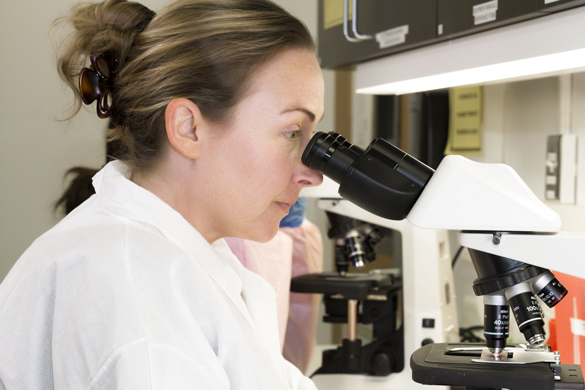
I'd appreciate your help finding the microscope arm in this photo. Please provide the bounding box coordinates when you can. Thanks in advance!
[460,231,585,280]
[406,154,560,233]
[404,154,584,278]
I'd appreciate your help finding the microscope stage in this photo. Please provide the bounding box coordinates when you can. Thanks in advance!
[290,271,401,301]
[411,343,584,390]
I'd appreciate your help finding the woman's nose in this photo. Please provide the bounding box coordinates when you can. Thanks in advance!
[296,163,323,188]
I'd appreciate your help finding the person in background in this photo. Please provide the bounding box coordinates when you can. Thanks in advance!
[54,124,124,215]
[226,198,323,374]
[0,0,324,388]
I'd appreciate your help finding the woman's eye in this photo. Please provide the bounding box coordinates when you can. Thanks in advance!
[284,130,301,140]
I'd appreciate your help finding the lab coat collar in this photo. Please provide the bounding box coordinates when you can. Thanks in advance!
[92,161,259,330]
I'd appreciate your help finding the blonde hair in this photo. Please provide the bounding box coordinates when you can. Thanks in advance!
[55,0,315,170]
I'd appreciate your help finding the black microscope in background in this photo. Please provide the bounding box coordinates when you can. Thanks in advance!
[291,211,404,377]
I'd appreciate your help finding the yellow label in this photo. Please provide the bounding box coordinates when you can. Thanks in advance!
[445,86,483,155]
[324,0,352,30]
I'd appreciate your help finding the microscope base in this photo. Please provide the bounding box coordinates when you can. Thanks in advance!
[311,327,404,376]
[411,343,584,390]
[312,371,445,390]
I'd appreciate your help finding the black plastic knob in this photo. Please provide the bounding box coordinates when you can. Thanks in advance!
[421,338,434,346]
[371,352,392,376]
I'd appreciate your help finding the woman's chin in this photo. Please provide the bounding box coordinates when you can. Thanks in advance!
[244,223,280,244]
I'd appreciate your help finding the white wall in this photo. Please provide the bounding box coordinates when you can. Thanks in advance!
[0,0,109,280]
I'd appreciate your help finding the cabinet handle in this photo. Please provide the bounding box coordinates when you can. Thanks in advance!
[343,0,374,42]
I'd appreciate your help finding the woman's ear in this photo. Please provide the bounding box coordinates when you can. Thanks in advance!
[165,98,204,159]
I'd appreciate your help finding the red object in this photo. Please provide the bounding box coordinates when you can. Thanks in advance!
[554,272,585,372]
[547,318,557,352]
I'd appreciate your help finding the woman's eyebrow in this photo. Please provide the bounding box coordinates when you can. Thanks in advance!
[281,106,324,123]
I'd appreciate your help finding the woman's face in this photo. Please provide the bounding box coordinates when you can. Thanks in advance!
[197,49,324,243]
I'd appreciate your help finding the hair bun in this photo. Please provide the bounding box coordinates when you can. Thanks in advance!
[77,9,156,127]
[135,10,156,35]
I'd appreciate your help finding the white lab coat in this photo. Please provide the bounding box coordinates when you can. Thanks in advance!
[0,161,317,390]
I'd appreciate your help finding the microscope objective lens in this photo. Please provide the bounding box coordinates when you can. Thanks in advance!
[535,275,568,308]
[508,292,546,344]
[484,304,509,352]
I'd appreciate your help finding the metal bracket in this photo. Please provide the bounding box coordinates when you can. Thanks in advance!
[343,0,374,42]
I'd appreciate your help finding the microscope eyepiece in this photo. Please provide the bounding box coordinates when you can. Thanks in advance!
[302,131,434,221]
[302,132,364,184]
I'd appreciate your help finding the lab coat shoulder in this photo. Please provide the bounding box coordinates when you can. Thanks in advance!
[88,338,229,390]
[0,200,231,389]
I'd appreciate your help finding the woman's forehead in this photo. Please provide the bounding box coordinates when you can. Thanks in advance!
[245,50,324,113]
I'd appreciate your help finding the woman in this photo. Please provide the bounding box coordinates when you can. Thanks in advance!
[0,0,323,388]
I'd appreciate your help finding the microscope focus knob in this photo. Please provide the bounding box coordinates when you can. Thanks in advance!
[370,350,394,376]
[421,338,434,346]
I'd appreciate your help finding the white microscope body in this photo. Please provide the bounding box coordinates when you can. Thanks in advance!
[300,133,584,389]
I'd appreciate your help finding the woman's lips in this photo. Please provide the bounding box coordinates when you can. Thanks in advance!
[276,202,291,212]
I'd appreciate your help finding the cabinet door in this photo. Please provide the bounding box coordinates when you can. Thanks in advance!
[537,0,585,12]
[437,0,466,37]
[437,0,539,39]
[318,0,437,69]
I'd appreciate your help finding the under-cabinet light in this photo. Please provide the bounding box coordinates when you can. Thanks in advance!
[355,6,585,95]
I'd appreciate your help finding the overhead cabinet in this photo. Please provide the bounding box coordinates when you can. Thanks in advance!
[318,0,585,69]
[437,0,539,39]
[318,0,437,69]
[538,0,585,12]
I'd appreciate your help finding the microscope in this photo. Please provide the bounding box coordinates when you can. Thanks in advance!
[295,131,585,390]
[291,212,405,378]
